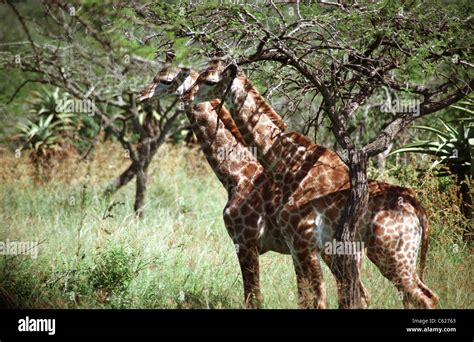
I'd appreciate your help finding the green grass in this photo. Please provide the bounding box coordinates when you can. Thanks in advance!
[0,144,472,309]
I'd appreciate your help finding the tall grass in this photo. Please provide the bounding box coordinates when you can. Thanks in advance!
[0,144,472,309]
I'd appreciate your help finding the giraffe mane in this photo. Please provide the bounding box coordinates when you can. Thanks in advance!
[209,99,247,147]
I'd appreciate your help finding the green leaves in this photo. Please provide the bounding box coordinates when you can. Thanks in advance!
[17,115,59,148]
[391,101,473,178]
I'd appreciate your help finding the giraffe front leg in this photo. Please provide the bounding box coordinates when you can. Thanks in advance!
[321,253,370,309]
[236,243,262,309]
[357,251,371,308]
[287,215,326,309]
[329,253,365,309]
[292,250,326,309]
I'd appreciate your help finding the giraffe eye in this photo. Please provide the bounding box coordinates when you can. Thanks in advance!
[204,80,218,86]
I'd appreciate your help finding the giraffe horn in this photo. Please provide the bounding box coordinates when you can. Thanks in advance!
[165,50,175,63]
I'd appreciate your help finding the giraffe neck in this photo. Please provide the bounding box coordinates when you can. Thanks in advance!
[227,72,286,160]
[184,99,258,191]
[227,72,348,197]
[227,72,313,176]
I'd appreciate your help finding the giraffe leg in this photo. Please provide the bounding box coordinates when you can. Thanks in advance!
[416,279,439,308]
[399,264,438,309]
[397,274,437,309]
[357,251,371,308]
[291,249,326,309]
[292,257,314,308]
[367,250,438,309]
[236,243,262,309]
[321,253,369,309]
[367,215,439,309]
[223,202,262,309]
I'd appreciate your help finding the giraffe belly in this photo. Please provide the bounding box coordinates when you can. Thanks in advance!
[312,213,334,252]
[313,212,369,256]
[258,220,291,255]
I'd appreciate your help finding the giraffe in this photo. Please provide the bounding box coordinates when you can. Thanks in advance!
[180,59,439,309]
[138,61,287,308]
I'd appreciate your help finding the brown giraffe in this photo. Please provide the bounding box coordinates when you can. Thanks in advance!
[139,61,287,308]
[181,59,439,309]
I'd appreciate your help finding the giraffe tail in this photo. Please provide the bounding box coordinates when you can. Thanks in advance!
[418,209,430,282]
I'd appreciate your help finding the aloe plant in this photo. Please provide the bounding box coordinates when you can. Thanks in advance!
[15,114,69,165]
[28,88,67,115]
[13,88,80,170]
[392,101,473,222]
[393,120,472,176]
[28,88,79,129]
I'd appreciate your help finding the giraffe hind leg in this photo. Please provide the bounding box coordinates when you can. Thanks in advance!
[399,276,436,309]
[357,251,371,308]
[416,277,439,308]
[367,250,438,309]
[235,243,262,309]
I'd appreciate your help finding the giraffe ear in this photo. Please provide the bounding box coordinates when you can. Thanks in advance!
[223,64,238,79]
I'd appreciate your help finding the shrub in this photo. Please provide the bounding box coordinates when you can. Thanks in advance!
[88,245,136,296]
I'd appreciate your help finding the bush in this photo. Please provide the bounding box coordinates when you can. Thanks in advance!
[88,245,136,296]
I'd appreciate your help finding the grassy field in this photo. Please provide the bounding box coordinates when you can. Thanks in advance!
[0,143,472,309]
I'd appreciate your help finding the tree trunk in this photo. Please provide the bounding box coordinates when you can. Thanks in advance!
[458,174,472,241]
[133,135,153,218]
[134,164,148,218]
[104,161,140,196]
[336,149,369,309]
[102,101,179,217]
[103,132,162,218]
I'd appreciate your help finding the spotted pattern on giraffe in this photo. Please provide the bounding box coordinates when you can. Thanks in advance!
[141,64,292,308]
[188,60,439,309]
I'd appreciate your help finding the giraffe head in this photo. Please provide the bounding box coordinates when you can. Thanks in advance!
[174,67,201,101]
[177,59,237,103]
[138,53,194,102]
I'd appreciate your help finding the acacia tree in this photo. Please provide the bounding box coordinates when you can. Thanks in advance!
[1,0,187,217]
[134,0,473,307]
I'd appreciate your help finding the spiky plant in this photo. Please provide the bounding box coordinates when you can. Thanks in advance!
[16,114,63,164]
[392,101,473,225]
[393,120,471,176]
[27,87,100,149]
[27,88,78,132]
[13,88,80,180]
